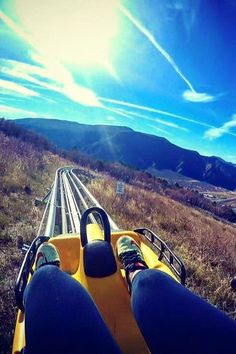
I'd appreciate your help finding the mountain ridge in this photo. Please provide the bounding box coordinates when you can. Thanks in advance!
[14,118,236,190]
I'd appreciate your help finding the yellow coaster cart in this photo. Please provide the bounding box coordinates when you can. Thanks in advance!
[13,207,186,354]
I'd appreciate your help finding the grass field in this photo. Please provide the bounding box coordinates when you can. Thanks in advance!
[0,133,72,354]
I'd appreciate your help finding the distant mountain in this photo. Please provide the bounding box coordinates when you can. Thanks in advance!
[15,118,236,190]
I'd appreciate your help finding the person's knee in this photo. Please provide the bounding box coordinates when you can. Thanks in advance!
[32,265,61,287]
[133,269,175,291]
[24,265,61,301]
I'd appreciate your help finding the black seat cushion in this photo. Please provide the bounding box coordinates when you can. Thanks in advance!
[83,240,117,277]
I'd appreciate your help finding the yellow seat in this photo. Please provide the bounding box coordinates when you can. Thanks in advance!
[49,234,80,274]
[73,227,149,354]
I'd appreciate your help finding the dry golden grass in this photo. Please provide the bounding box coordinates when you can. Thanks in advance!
[88,174,236,318]
[0,133,74,354]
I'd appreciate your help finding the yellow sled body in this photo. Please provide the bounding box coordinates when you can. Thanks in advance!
[13,210,185,354]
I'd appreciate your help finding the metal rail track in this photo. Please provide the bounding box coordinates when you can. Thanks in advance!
[16,168,186,310]
[39,167,118,237]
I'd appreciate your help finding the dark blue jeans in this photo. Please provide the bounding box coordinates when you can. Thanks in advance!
[24,267,236,354]
[24,266,121,354]
[132,270,236,354]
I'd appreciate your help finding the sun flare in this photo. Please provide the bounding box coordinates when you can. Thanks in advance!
[15,0,119,68]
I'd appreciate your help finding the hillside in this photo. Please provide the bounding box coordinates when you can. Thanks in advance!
[15,118,236,190]
[0,131,74,354]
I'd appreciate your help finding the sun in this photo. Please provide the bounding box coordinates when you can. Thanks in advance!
[15,0,120,68]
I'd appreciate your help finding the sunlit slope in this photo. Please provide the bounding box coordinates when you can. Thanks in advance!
[0,132,74,354]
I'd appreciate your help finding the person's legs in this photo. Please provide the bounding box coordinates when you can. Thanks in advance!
[116,236,236,354]
[131,269,236,354]
[24,249,121,354]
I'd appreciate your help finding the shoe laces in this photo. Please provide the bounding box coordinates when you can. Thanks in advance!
[120,250,147,273]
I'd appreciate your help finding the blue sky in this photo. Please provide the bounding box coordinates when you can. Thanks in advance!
[0,0,236,162]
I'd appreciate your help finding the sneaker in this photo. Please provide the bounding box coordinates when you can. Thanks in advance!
[35,243,60,270]
[116,236,148,291]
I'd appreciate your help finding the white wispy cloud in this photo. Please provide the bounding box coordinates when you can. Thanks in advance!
[170,1,201,37]
[0,104,38,117]
[0,78,39,97]
[106,116,116,121]
[0,59,59,98]
[119,5,215,103]
[106,115,121,125]
[0,95,25,102]
[183,90,216,103]
[0,55,101,107]
[0,9,33,46]
[117,108,188,132]
[31,52,102,109]
[0,10,101,108]
[204,115,236,140]
[0,59,52,82]
[148,124,172,136]
[99,97,215,129]
[103,106,135,119]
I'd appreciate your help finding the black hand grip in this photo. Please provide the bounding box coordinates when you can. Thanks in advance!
[80,207,111,247]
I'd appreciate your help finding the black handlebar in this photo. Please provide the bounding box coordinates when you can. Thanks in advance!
[80,207,111,247]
